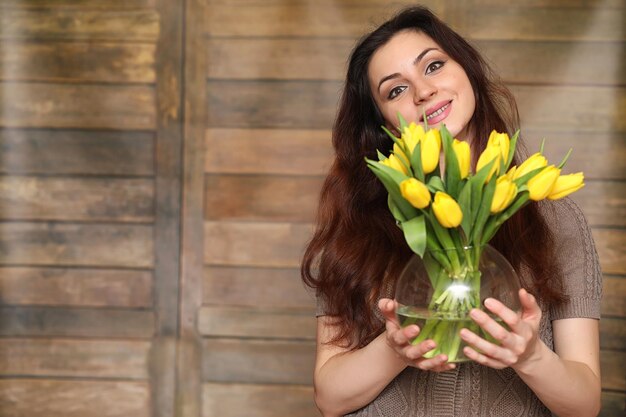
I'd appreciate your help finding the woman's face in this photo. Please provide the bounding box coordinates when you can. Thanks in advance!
[368,30,476,141]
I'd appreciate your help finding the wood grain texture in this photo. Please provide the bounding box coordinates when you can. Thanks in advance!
[602,276,625,317]
[592,229,626,275]
[207,80,339,129]
[0,82,156,130]
[202,339,314,384]
[207,38,351,81]
[204,221,312,268]
[0,9,159,41]
[0,222,154,268]
[202,382,316,417]
[205,128,332,176]
[0,41,156,83]
[203,266,314,308]
[600,391,626,417]
[0,266,152,308]
[463,7,625,41]
[570,181,626,227]
[0,306,154,338]
[0,379,151,417]
[1,0,156,8]
[205,3,442,37]
[471,0,624,8]
[197,306,315,340]
[0,176,154,222]
[207,81,625,131]
[601,350,625,391]
[0,338,150,378]
[600,318,626,351]
[475,40,625,86]
[204,174,321,222]
[0,129,155,176]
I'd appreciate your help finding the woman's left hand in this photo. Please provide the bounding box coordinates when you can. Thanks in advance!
[460,288,543,370]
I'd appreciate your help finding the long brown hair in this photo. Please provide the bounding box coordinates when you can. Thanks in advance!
[301,6,563,349]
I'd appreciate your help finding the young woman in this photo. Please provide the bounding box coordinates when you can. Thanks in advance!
[301,6,602,417]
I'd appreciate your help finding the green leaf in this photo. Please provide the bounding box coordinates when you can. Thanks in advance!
[504,130,519,172]
[401,215,427,257]
[397,112,409,132]
[388,195,406,223]
[366,159,418,219]
[381,125,404,148]
[376,150,387,161]
[513,166,545,187]
[410,142,425,182]
[480,191,530,245]
[457,180,473,238]
[557,148,573,169]
[440,125,461,198]
[470,175,497,245]
[427,175,446,193]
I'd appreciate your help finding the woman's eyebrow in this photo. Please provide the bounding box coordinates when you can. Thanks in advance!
[377,47,441,92]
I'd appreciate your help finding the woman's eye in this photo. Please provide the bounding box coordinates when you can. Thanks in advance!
[388,86,407,99]
[425,61,444,74]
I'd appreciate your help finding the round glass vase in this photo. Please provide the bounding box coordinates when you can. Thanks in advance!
[395,245,521,363]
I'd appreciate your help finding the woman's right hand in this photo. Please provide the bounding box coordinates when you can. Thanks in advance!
[379,298,456,372]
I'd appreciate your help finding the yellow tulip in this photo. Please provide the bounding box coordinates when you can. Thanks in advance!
[487,130,510,163]
[452,139,470,179]
[421,129,442,174]
[514,153,547,179]
[381,154,408,175]
[400,178,431,209]
[490,175,518,213]
[476,145,501,182]
[527,165,561,201]
[547,172,585,200]
[402,122,425,155]
[432,191,463,228]
[505,165,517,181]
[393,142,409,167]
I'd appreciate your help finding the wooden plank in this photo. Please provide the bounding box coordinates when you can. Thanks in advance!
[602,276,625,317]
[203,266,315,309]
[511,85,625,133]
[464,7,624,41]
[0,266,152,308]
[601,350,625,391]
[205,3,444,37]
[0,176,154,222]
[600,318,626,351]
[202,383,317,417]
[0,306,154,338]
[600,391,626,417]
[0,379,150,417]
[0,9,159,41]
[523,132,625,181]
[207,38,352,81]
[0,338,150,379]
[593,228,626,275]
[204,221,312,268]
[205,129,332,176]
[470,0,624,9]
[207,80,339,129]
[0,82,156,130]
[0,129,155,176]
[197,306,315,340]
[202,339,314,384]
[0,222,154,268]
[207,82,625,131]
[0,41,156,83]
[475,40,625,86]
[1,0,156,8]
[570,181,626,228]
[204,174,321,222]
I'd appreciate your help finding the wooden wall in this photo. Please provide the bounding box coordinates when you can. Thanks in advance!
[0,0,623,416]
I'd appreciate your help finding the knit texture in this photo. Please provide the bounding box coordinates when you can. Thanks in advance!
[316,198,602,416]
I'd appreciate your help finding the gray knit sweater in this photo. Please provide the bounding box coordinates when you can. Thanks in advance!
[316,198,602,416]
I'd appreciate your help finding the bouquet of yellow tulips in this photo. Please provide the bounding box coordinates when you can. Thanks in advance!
[365,114,584,361]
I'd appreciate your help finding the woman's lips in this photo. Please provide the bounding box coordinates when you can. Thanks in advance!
[421,100,452,125]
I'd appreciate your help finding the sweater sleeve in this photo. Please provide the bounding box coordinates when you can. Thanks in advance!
[547,198,603,320]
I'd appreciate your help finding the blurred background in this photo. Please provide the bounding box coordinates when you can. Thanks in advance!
[0,0,623,416]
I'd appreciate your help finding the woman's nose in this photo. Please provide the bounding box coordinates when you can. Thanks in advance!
[413,81,437,104]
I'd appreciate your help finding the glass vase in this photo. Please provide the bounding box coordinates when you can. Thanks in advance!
[395,245,521,363]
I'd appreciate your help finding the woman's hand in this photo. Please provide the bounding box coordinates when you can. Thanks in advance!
[378,298,456,372]
[460,288,543,370]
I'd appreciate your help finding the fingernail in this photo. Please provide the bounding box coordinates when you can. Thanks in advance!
[470,309,480,319]
[484,298,495,308]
